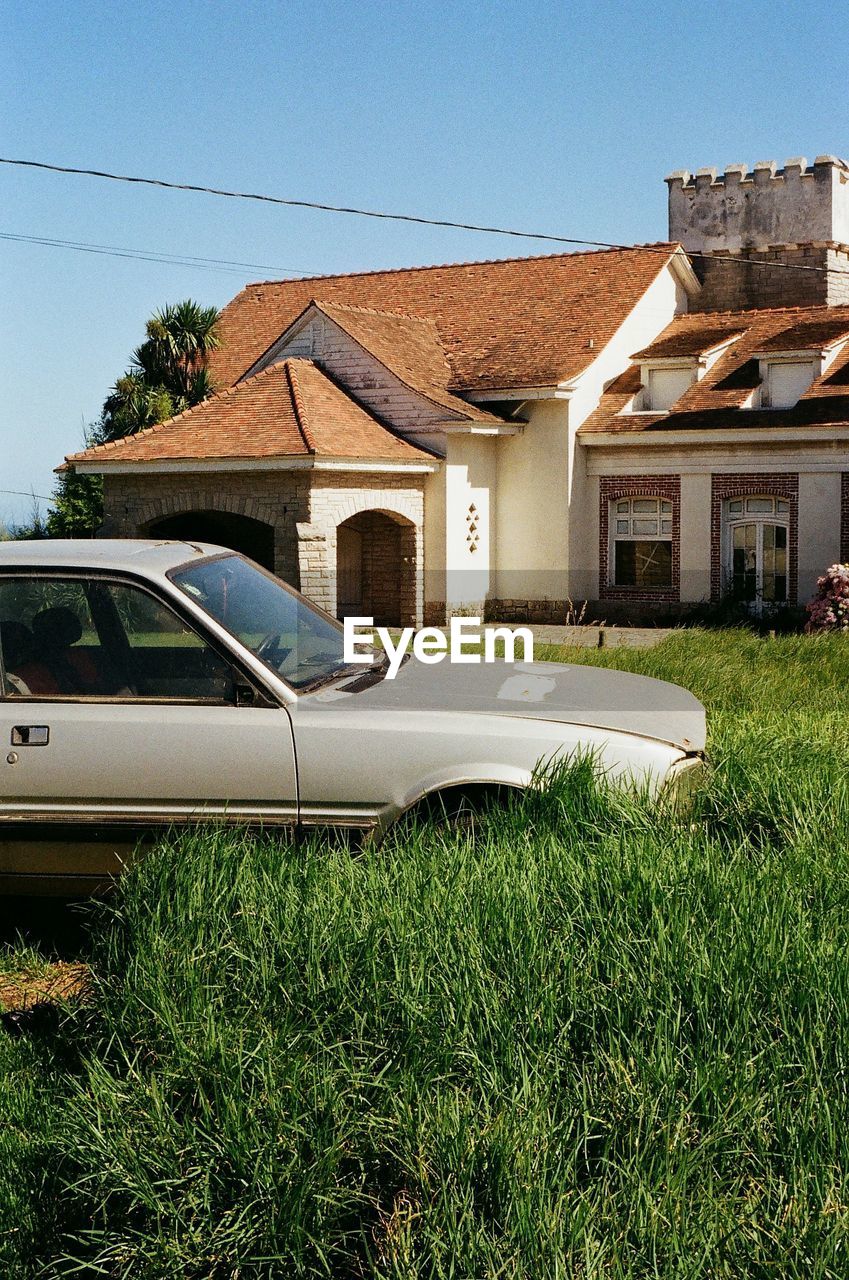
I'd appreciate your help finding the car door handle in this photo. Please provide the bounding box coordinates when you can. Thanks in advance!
[11,726,50,746]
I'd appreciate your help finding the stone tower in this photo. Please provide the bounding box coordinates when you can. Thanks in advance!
[666,156,849,311]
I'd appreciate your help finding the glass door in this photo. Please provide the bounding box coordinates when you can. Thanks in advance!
[729,517,788,611]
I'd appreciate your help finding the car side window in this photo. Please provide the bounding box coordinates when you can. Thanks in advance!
[0,576,238,703]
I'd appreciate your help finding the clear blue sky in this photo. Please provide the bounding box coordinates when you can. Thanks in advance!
[3,0,848,526]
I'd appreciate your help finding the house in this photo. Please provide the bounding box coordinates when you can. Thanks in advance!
[68,155,849,623]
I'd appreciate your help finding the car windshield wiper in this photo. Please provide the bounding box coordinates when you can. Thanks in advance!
[332,650,413,691]
[296,660,362,693]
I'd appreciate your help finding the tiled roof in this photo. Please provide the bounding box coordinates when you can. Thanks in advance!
[67,360,435,466]
[210,245,684,391]
[282,300,508,424]
[631,323,745,361]
[753,317,849,352]
[580,304,849,435]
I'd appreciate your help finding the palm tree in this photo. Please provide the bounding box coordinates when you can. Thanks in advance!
[49,299,222,536]
[98,299,221,442]
[133,300,221,403]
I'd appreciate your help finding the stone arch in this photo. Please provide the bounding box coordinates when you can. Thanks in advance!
[143,508,276,570]
[335,508,417,627]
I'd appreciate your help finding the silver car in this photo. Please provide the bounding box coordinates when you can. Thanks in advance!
[0,540,706,893]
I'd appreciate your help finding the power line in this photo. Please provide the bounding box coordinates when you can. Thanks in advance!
[0,155,841,279]
[0,230,317,278]
[0,489,52,502]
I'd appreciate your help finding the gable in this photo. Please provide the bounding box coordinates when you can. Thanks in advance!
[254,301,515,443]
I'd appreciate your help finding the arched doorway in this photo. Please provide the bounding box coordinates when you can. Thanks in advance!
[146,510,275,571]
[336,510,416,627]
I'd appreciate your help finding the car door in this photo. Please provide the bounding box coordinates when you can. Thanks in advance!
[0,571,297,889]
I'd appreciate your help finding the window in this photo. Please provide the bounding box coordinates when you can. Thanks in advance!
[725,497,790,608]
[0,576,237,700]
[611,497,673,588]
[761,360,816,408]
[644,366,696,411]
[170,553,360,691]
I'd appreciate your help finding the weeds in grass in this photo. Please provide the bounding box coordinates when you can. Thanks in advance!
[1,631,849,1277]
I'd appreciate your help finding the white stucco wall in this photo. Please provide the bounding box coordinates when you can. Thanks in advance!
[443,434,497,609]
[679,473,712,602]
[494,399,570,602]
[448,258,692,606]
[563,260,691,600]
[798,472,843,599]
[565,463,600,603]
[423,465,447,609]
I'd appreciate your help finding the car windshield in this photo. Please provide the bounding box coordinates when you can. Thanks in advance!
[170,554,367,691]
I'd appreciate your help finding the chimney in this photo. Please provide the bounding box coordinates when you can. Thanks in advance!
[665,156,849,311]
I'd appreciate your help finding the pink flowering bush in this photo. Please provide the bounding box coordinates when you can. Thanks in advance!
[806,562,849,631]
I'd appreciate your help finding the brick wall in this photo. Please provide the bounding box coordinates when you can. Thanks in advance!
[710,474,799,602]
[842,474,849,563]
[340,510,417,626]
[598,476,681,602]
[693,245,849,312]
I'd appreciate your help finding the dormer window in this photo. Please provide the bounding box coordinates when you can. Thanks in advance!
[625,327,744,415]
[751,325,849,409]
[759,358,818,409]
[644,365,696,411]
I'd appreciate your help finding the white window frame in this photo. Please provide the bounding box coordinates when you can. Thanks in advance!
[723,496,791,612]
[609,496,674,589]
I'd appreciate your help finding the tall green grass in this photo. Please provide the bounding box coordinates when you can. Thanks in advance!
[3,630,849,1277]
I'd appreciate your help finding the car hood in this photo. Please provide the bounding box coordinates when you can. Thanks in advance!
[336,659,706,752]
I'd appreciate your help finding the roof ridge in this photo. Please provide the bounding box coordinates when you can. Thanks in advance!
[313,297,440,327]
[239,242,681,290]
[671,302,849,322]
[284,360,316,453]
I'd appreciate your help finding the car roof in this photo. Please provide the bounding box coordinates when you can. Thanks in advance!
[0,538,229,576]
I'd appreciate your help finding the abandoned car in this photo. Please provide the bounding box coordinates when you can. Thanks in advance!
[0,540,706,891]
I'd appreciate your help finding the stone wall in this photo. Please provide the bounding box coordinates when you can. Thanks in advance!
[667,158,849,253]
[101,471,310,584]
[304,472,425,623]
[101,468,426,625]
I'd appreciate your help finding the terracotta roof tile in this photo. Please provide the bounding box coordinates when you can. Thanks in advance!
[284,300,507,424]
[753,317,849,352]
[67,360,435,466]
[210,245,683,392]
[631,323,745,360]
[581,304,849,435]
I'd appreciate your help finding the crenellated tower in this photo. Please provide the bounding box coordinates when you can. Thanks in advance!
[666,156,849,311]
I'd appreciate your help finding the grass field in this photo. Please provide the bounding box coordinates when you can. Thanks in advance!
[2,630,849,1278]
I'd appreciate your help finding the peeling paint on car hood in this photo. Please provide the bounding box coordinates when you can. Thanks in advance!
[343,660,706,752]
